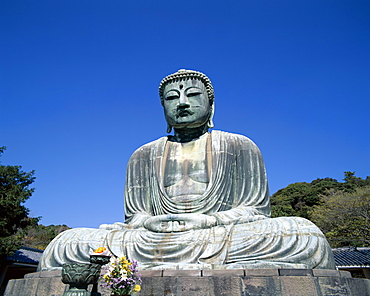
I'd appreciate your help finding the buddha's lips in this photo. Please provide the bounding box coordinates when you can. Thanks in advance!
[176,109,194,117]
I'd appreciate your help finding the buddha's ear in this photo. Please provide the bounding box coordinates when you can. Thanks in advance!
[207,103,215,129]
[166,124,172,133]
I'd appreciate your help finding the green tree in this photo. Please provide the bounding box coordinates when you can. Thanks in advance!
[310,186,370,247]
[271,172,370,247]
[22,224,70,250]
[271,182,313,218]
[270,178,343,219]
[0,147,39,261]
[270,172,369,220]
[343,171,370,190]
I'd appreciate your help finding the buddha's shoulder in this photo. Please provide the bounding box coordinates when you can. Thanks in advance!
[129,136,168,157]
[212,130,259,148]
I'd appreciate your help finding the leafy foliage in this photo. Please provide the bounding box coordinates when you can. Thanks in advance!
[0,147,39,259]
[270,171,370,247]
[271,173,370,220]
[22,224,71,250]
[342,171,370,190]
[310,186,370,247]
[271,179,340,219]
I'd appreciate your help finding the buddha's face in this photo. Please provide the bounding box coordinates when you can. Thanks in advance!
[163,79,211,129]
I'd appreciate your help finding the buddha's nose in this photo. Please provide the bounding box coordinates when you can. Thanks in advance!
[178,92,190,108]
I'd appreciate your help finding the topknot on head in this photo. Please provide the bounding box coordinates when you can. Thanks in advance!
[159,69,214,105]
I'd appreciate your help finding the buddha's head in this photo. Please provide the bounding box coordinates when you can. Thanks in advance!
[159,69,214,133]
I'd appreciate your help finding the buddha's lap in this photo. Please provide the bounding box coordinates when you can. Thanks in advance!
[44,216,326,257]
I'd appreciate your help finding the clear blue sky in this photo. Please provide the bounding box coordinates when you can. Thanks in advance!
[1,0,369,228]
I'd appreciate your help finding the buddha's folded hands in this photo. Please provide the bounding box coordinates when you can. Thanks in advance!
[143,213,217,232]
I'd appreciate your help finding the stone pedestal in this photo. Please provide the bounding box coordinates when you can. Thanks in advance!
[4,269,370,296]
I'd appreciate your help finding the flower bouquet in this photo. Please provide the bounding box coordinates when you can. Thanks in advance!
[101,255,141,296]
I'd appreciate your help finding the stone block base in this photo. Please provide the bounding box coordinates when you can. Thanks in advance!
[4,269,370,296]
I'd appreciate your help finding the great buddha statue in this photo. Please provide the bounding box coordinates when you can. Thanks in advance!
[39,70,336,270]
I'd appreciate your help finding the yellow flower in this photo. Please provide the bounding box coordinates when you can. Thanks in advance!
[103,274,110,280]
[94,247,107,253]
[133,285,141,292]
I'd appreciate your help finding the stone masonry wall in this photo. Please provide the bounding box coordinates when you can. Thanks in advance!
[4,268,370,296]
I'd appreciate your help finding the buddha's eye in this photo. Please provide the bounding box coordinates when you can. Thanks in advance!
[187,91,202,98]
[165,95,178,100]
[165,91,179,100]
[186,88,202,97]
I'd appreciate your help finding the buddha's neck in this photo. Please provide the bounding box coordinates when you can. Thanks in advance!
[173,125,209,143]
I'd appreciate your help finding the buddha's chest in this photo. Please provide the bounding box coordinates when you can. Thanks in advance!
[163,136,210,188]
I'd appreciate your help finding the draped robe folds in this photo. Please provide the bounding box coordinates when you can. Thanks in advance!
[38,131,336,270]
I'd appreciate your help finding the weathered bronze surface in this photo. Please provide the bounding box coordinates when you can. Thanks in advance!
[62,263,101,296]
[39,70,336,271]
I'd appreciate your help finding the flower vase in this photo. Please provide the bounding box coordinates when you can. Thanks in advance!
[62,263,101,296]
[90,254,111,265]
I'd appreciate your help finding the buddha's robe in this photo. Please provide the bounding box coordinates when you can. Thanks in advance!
[38,131,336,270]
